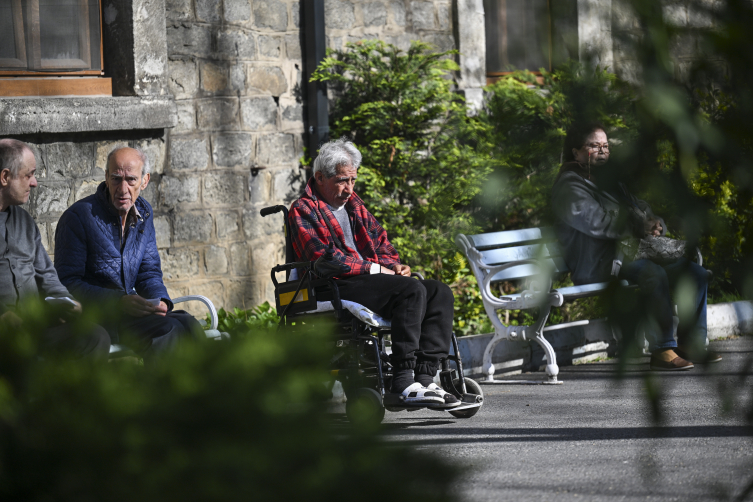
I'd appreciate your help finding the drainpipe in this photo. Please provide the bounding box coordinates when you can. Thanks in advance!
[303,0,329,164]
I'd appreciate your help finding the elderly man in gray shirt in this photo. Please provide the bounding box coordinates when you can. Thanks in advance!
[0,139,109,359]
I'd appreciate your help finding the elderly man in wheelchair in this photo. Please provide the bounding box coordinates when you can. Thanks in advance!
[261,138,484,421]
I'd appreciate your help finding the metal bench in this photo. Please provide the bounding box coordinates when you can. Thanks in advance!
[456,227,631,384]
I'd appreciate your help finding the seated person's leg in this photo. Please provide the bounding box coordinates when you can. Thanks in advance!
[336,275,434,396]
[412,280,454,386]
[166,310,205,339]
[118,313,195,356]
[40,322,110,360]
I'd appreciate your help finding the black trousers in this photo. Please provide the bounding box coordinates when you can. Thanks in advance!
[335,274,454,375]
[40,321,111,360]
[116,310,202,356]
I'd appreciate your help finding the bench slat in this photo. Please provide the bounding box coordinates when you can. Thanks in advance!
[501,280,630,302]
[479,242,562,266]
[468,227,556,250]
[488,258,569,283]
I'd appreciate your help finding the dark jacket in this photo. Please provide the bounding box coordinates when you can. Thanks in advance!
[289,177,401,278]
[54,182,171,310]
[551,163,663,285]
[0,206,70,314]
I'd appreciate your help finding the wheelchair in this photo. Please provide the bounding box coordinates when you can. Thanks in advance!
[260,205,484,425]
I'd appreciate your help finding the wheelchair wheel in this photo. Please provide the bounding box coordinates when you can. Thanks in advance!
[449,378,483,419]
[345,387,385,426]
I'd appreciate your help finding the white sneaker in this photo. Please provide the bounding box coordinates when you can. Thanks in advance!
[426,383,461,407]
[400,382,444,405]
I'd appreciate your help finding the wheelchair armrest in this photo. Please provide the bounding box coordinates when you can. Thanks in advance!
[411,272,425,280]
[172,295,218,330]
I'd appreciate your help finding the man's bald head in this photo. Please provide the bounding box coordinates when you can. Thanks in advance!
[106,147,151,177]
[0,139,33,178]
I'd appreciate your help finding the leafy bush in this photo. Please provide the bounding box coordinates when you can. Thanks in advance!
[209,301,280,337]
[0,299,459,501]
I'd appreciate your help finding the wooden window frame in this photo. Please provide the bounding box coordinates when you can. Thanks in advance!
[0,0,104,77]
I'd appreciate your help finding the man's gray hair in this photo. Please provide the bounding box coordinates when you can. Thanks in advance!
[0,138,32,177]
[312,138,362,178]
[106,146,151,176]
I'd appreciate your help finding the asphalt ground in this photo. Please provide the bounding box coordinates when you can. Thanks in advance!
[338,336,753,501]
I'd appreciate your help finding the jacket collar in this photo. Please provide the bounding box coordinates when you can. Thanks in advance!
[302,176,365,211]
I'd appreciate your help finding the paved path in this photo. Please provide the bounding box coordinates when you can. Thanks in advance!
[380,337,753,502]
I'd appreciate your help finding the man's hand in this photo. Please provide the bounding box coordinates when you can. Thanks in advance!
[392,264,411,277]
[155,301,168,317]
[68,299,83,315]
[119,295,158,318]
[0,311,23,328]
[644,219,663,237]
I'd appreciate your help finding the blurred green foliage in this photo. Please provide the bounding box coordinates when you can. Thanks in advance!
[0,299,459,501]
[209,301,279,337]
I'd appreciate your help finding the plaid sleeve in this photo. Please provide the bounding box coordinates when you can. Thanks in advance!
[289,200,373,277]
[364,213,401,268]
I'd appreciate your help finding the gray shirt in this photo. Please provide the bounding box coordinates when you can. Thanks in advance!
[327,203,364,260]
[0,206,70,313]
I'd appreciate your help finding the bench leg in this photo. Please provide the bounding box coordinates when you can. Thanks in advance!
[530,307,561,384]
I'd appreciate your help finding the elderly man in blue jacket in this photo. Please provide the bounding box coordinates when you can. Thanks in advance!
[55,147,200,356]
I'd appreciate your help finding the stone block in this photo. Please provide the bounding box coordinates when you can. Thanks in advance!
[174,101,196,133]
[246,66,288,96]
[272,168,305,203]
[195,0,221,22]
[281,101,303,128]
[250,240,284,277]
[135,138,167,176]
[95,141,129,174]
[170,137,209,171]
[24,143,45,178]
[140,181,160,209]
[411,1,435,30]
[224,0,250,22]
[173,212,213,243]
[160,175,199,207]
[167,24,211,58]
[188,281,225,315]
[168,59,199,99]
[165,0,193,21]
[212,133,254,167]
[292,2,300,28]
[248,170,271,204]
[216,211,240,239]
[243,206,279,240]
[75,180,100,201]
[30,184,71,218]
[285,34,301,60]
[325,0,356,29]
[259,35,282,59]
[217,28,257,59]
[197,98,240,130]
[44,143,94,178]
[153,216,172,248]
[390,1,406,26]
[230,242,250,275]
[160,248,200,280]
[240,96,278,130]
[230,64,246,92]
[204,172,247,205]
[200,62,229,93]
[364,2,387,26]
[205,245,229,275]
[256,133,297,165]
[38,223,50,254]
[437,2,450,30]
[253,0,288,30]
[226,278,262,311]
[663,3,687,26]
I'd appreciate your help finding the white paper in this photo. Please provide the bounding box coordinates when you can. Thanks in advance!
[146,298,161,307]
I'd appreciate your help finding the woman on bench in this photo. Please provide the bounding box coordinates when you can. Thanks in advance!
[551,122,721,371]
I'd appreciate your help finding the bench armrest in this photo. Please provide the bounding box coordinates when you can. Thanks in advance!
[480,260,555,309]
[172,295,219,330]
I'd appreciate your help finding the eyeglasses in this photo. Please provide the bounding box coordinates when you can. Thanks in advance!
[584,143,609,152]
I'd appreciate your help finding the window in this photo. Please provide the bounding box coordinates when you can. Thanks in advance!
[0,0,110,96]
[484,0,552,78]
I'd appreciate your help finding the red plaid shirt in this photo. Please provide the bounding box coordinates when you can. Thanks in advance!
[289,178,401,277]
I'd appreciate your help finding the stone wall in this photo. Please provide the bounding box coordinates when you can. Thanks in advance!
[160,0,307,315]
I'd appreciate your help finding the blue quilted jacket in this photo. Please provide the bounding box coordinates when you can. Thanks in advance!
[54,182,172,312]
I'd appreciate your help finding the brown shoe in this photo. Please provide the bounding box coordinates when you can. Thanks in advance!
[649,351,694,371]
[676,348,723,364]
